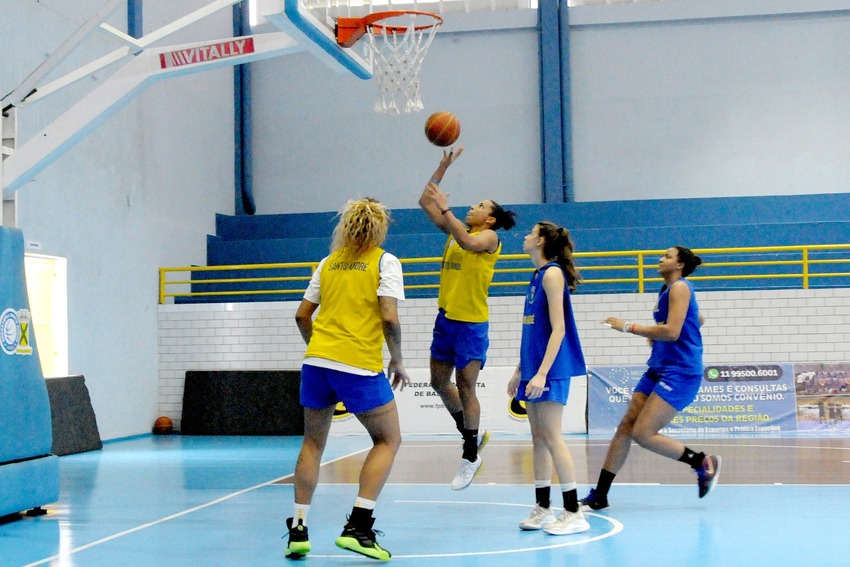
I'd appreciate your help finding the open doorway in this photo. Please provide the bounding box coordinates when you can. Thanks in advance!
[24,254,68,378]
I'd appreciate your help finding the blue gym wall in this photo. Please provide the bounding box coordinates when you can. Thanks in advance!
[248,4,850,214]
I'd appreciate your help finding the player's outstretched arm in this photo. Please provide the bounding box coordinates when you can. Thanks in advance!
[419,148,463,232]
[602,280,692,341]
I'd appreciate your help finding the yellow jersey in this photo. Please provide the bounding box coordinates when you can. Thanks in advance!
[437,233,501,323]
[306,247,386,372]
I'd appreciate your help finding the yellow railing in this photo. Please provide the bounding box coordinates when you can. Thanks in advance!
[159,244,850,304]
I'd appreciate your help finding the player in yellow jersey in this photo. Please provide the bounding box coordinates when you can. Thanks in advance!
[286,198,409,562]
[419,148,517,490]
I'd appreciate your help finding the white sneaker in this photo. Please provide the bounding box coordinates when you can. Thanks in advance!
[450,456,483,490]
[519,504,556,530]
[543,508,590,536]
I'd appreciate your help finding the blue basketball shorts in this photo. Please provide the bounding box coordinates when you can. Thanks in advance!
[634,368,702,411]
[515,377,570,406]
[429,310,489,370]
[300,363,394,414]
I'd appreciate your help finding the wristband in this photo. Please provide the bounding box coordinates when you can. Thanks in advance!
[621,322,631,333]
[430,177,440,186]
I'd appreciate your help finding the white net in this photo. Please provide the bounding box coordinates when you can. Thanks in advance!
[362,13,441,114]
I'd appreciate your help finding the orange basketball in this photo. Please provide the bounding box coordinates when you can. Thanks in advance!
[153,416,173,435]
[424,111,460,147]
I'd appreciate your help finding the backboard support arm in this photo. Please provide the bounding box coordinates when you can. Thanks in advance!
[0,0,363,201]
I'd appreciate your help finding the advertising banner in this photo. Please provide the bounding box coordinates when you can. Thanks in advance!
[331,366,587,436]
[588,363,797,435]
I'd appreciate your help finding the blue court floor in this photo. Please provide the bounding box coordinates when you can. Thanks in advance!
[2,433,849,566]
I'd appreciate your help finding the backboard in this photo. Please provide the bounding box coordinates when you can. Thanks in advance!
[251,0,539,80]
[251,0,373,79]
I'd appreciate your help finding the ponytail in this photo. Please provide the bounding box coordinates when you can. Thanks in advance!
[536,221,581,291]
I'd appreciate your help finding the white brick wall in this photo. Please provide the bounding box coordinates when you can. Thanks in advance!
[158,288,850,427]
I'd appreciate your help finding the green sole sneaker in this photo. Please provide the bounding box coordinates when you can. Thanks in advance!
[478,429,490,452]
[285,517,310,559]
[285,540,311,560]
[335,535,391,561]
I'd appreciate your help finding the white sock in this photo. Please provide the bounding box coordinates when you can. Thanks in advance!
[354,496,377,510]
[294,503,310,525]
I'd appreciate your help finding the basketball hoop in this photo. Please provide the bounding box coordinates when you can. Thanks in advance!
[337,11,443,114]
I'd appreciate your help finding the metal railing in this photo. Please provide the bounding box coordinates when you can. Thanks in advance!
[159,244,850,304]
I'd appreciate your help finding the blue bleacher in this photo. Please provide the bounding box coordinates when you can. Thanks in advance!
[188,193,850,301]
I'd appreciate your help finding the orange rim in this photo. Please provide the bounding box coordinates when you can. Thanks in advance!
[363,10,443,35]
[336,10,442,48]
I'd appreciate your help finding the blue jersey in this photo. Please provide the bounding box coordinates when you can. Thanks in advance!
[520,263,586,381]
[647,279,703,375]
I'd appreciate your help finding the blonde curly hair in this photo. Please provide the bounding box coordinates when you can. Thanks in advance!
[331,197,391,258]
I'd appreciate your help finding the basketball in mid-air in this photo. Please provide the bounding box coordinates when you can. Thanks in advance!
[424,111,460,147]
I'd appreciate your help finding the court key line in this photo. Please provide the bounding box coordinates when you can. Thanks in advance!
[22,447,372,567]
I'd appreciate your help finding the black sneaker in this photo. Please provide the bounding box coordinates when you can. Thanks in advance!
[697,454,721,498]
[579,488,610,511]
[335,517,391,561]
[285,517,310,559]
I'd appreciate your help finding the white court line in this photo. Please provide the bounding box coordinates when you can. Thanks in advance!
[399,442,613,448]
[24,485,275,567]
[408,441,850,451]
[25,439,847,565]
[304,499,623,559]
[22,447,372,567]
[714,443,850,451]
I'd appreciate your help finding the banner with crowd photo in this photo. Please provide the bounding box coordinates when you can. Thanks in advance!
[588,363,798,435]
[330,366,587,436]
[793,362,850,432]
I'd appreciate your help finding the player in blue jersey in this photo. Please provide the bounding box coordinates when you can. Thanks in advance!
[507,221,590,535]
[580,246,720,511]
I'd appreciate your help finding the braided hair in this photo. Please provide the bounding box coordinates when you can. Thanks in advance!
[331,197,391,259]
